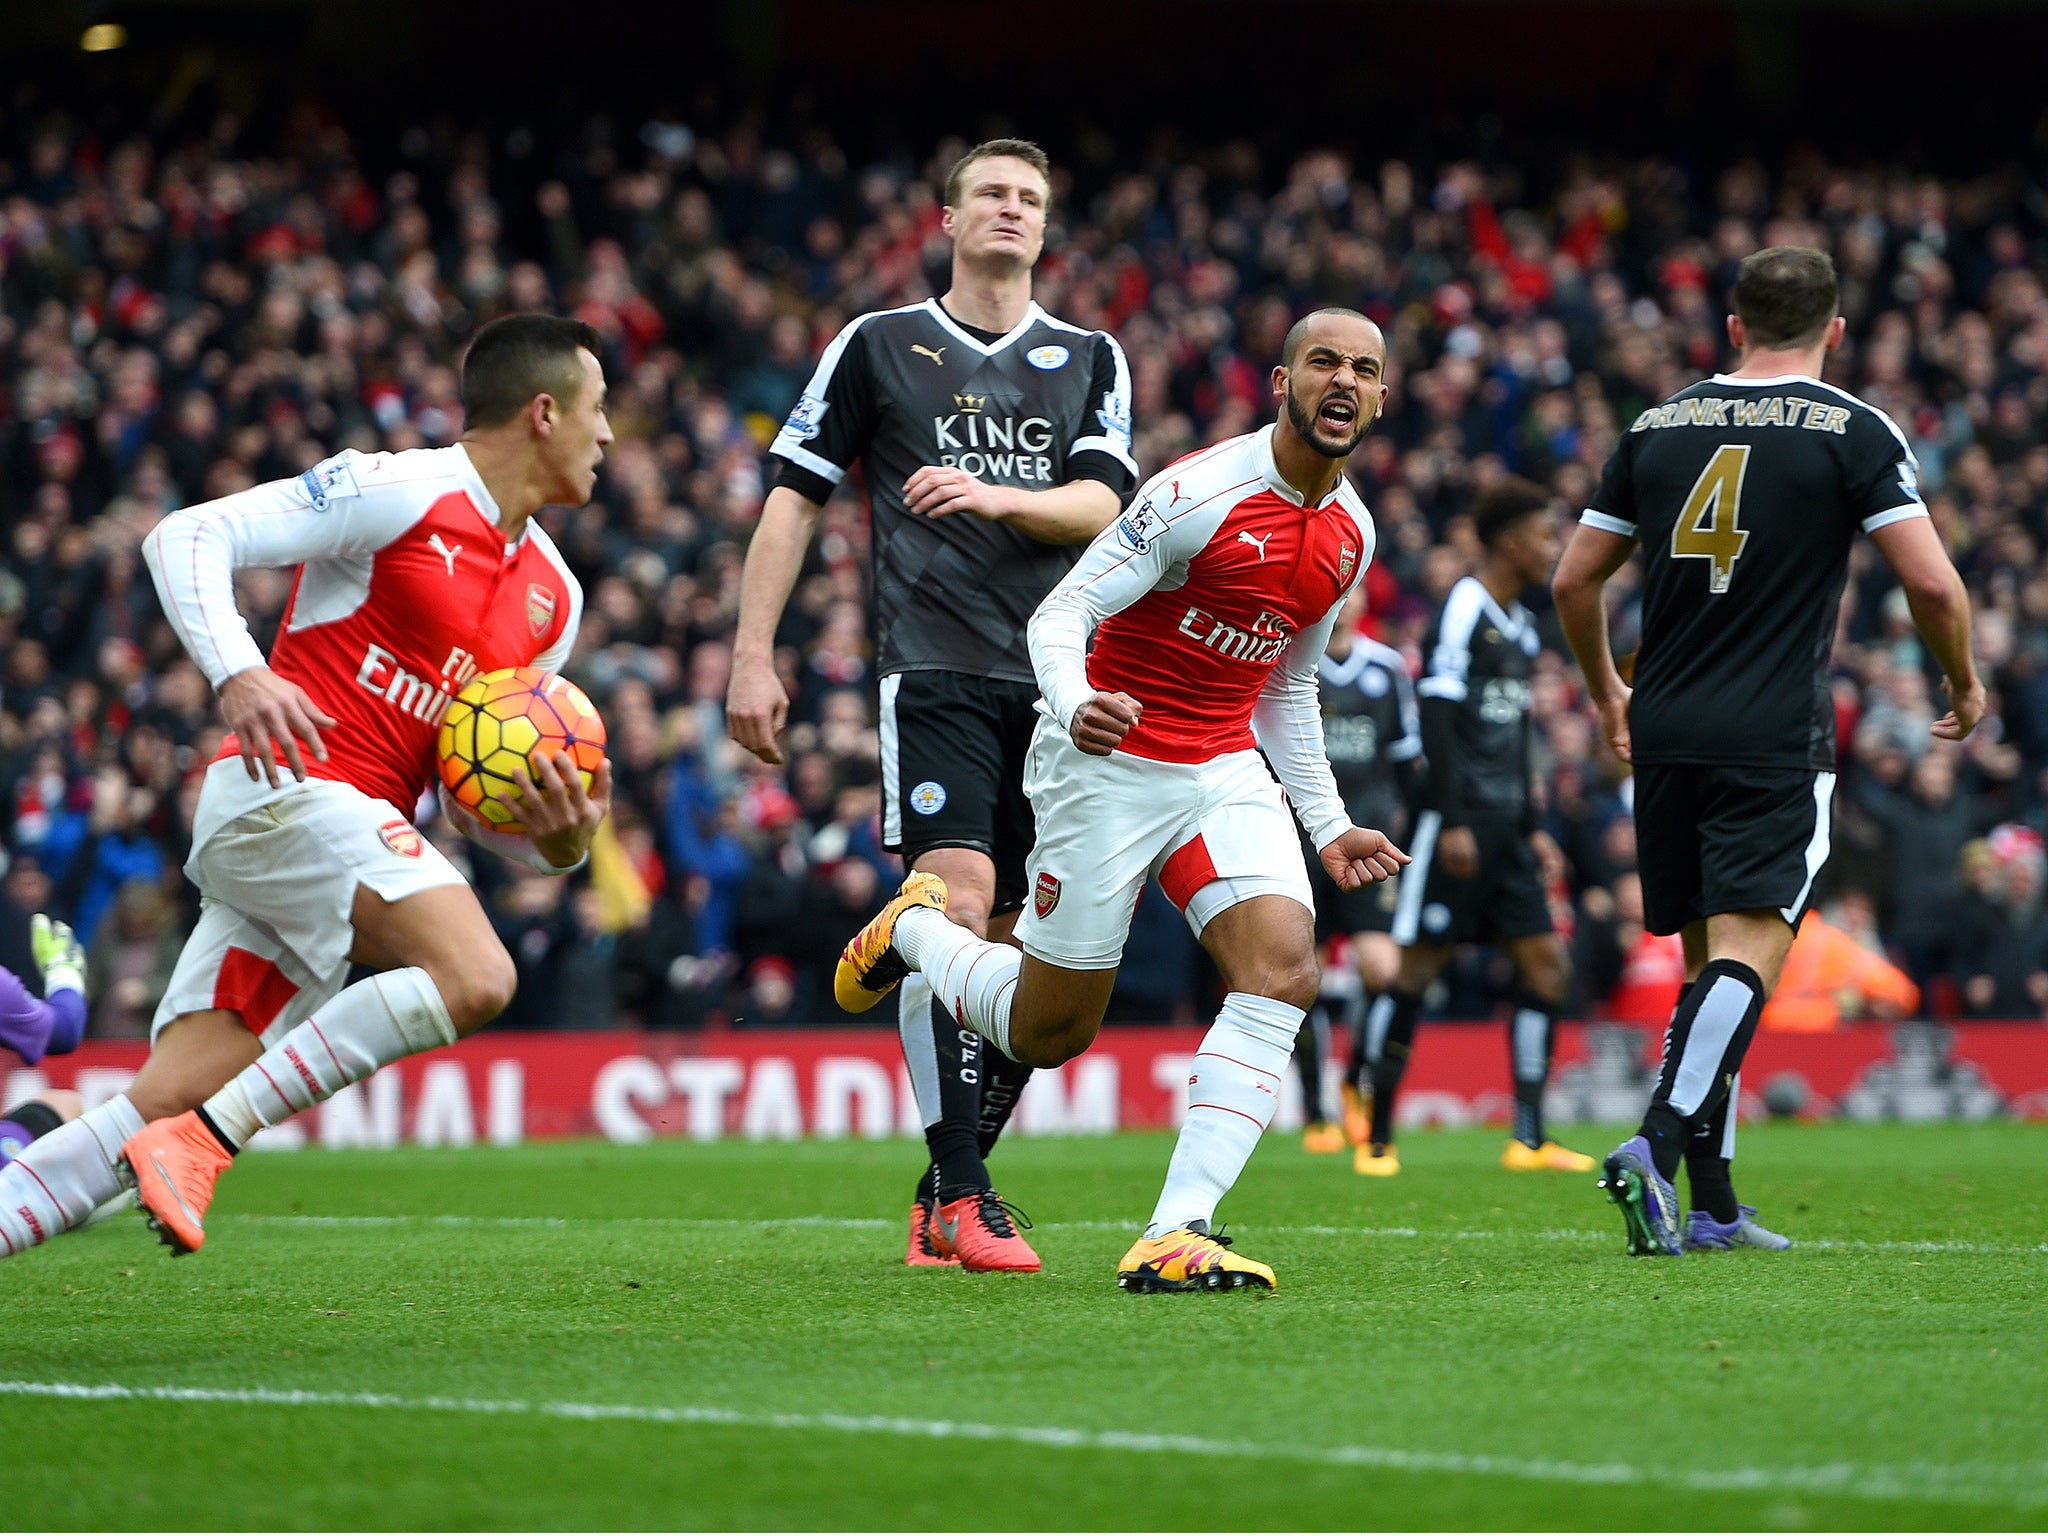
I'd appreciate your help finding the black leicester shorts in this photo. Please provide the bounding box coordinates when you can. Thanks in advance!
[1633,763,1836,937]
[1302,831,1399,940]
[1391,809,1553,948]
[879,669,1040,915]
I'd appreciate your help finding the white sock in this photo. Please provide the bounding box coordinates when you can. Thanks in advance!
[896,907,1020,1057]
[0,1094,143,1257]
[1146,992,1304,1237]
[211,967,456,1139]
[897,973,942,1129]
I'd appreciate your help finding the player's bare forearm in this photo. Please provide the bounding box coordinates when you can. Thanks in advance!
[1551,525,1636,705]
[999,479,1121,544]
[904,466,1118,545]
[729,486,821,764]
[1870,515,1985,737]
[733,487,822,665]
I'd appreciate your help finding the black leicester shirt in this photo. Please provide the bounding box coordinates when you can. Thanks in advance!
[768,297,1136,683]
[1584,373,1929,770]
[1318,636,1423,840]
[1416,575,1540,825]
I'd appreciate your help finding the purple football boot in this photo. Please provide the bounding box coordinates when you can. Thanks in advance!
[1599,1135,1683,1256]
[1684,1205,1791,1251]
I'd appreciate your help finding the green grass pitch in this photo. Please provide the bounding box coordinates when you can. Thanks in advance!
[4,1123,2044,1529]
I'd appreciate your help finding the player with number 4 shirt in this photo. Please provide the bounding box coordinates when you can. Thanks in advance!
[1554,246,1984,1257]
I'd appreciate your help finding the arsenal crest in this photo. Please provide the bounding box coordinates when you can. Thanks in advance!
[1337,543,1359,584]
[1033,871,1061,920]
[527,583,556,637]
[378,820,424,858]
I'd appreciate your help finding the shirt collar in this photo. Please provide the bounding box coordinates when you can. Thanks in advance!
[451,443,510,539]
[1254,423,1348,509]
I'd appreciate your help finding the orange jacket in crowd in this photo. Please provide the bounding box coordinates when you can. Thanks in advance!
[1760,916,1920,1032]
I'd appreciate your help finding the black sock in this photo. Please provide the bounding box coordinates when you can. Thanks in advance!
[1639,960,1763,1184]
[1366,988,1423,1148]
[1345,993,1377,1094]
[1686,1092,1741,1222]
[1,1099,65,1143]
[922,997,994,1203]
[974,1044,1033,1161]
[1295,1004,1333,1123]
[914,1163,939,1206]
[194,1104,241,1156]
[1508,991,1557,1149]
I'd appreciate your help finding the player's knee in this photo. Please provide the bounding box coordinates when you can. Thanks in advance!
[432,947,518,1035]
[1242,955,1320,1014]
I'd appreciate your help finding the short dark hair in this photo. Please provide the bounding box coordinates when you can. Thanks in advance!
[460,313,601,430]
[944,138,1052,209]
[1732,246,1839,349]
[1282,307,1372,367]
[1472,475,1552,547]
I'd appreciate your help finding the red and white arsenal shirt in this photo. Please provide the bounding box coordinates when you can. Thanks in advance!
[1028,424,1375,850]
[143,445,584,823]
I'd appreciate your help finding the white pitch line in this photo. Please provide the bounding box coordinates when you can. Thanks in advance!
[228,1214,2048,1255]
[2,1379,2041,1507]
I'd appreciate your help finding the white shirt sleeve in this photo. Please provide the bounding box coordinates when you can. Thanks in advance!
[141,451,431,689]
[1027,494,1189,731]
[1252,599,1352,850]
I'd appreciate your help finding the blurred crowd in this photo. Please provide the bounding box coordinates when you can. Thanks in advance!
[5,108,2048,1036]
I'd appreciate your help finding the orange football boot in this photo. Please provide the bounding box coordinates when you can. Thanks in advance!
[834,872,948,1013]
[905,1199,960,1267]
[930,1191,1041,1273]
[1341,1082,1372,1148]
[124,1112,234,1255]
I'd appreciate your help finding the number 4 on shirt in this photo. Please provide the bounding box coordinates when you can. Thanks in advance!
[1673,443,1752,593]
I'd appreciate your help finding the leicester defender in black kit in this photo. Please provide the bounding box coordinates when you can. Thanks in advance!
[1555,246,1983,1255]
[1358,478,1596,1177]
[729,140,1135,1272]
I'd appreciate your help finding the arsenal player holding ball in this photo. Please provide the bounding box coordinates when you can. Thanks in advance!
[838,308,1408,1293]
[0,314,613,1262]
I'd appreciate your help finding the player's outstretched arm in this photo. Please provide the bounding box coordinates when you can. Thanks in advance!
[1868,515,1986,741]
[903,468,1121,545]
[1551,523,1640,762]
[728,486,825,766]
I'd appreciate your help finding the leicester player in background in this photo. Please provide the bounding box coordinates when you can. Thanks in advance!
[730,139,1135,1274]
[1359,477,1596,1177]
[1555,245,1984,1255]
[1280,587,1423,1160]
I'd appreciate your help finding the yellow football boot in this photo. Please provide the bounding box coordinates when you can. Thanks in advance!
[833,871,948,1013]
[1501,1138,1597,1172]
[1300,1121,1347,1155]
[1353,1142,1400,1176]
[1117,1224,1275,1293]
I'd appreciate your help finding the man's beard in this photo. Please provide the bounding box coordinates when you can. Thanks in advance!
[1286,385,1369,458]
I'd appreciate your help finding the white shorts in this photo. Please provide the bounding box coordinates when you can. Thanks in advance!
[153,761,465,1048]
[1013,712,1314,970]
